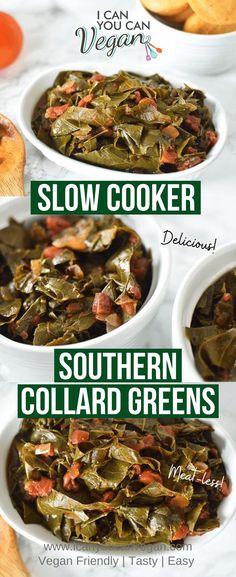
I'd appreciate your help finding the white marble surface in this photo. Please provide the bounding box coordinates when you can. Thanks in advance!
[0,0,236,575]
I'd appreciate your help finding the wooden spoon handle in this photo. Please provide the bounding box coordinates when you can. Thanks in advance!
[0,171,25,197]
[0,114,25,197]
[0,516,30,577]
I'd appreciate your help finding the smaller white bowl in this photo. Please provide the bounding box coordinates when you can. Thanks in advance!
[172,241,236,381]
[19,63,227,181]
[0,417,235,549]
[137,0,236,75]
[0,198,170,382]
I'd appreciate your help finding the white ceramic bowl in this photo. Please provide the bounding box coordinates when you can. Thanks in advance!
[137,0,236,75]
[0,198,170,382]
[0,416,235,550]
[172,241,236,381]
[19,63,227,181]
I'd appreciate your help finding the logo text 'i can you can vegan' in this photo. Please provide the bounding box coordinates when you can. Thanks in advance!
[75,10,162,59]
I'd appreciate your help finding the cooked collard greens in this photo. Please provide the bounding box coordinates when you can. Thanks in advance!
[0,215,151,346]
[32,70,218,174]
[8,418,230,545]
[186,269,236,381]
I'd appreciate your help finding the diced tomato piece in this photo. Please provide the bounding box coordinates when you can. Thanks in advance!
[117,293,137,317]
[162,125,179,139]
[121,301,137,316]
[139,470,163,485]
[132,464,142,476]
[58,80,77,94]
[139,97,156,106]
[63,476,78,492]
[68,463,81,479]
[68,264,84,280]
[127,281,141,300]
[25,478,55,497]
[142,434,155,447]
[45,103,70,119]
[89,73,106,83]
[78,94,94,107]
[71,429,90,445]
[102,490,115,502]
[172,521,189,541]
[63,462,81,491]
[46,216,71,234]
[66,302,82,315]
[168,495,189,509]
[92,292,112,316]
[223,293,232,302]
[160,147,178,164]
[160,425,175,437]
[35,443,55,457]
[42,246,63,259]
[185,115,201,133]
[206,130,218,146]
[131,256,149,281]
[32,314,41,327]
[63,475,78,492]
[221,480,230,496]
[134,90,142,103]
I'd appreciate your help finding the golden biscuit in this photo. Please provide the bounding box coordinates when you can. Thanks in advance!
[188,0,236,25]
[184,12,236,33]
[141,0,189,17]
[166,6,193,22]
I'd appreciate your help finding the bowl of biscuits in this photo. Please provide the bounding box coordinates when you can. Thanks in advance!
[138,0,236,74]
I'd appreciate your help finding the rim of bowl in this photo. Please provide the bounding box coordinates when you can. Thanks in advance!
[18,63,227,180]
[0,204,170,354]
[0,416,236,549]
[138,0,236,41]
[172,240,236,380]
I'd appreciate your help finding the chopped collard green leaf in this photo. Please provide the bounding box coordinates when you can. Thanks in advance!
[32,70,218,174]
[0,215,151,345]
[186,269,236,381]
[8,418,230,544]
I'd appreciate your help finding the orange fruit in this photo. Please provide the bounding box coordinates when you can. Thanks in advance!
[0,12,23,69]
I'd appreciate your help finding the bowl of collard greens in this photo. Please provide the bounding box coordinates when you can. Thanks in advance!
[172,241,236,382]
[0,198,169,382]
[0,416,235,549]
[19,63,227,180]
